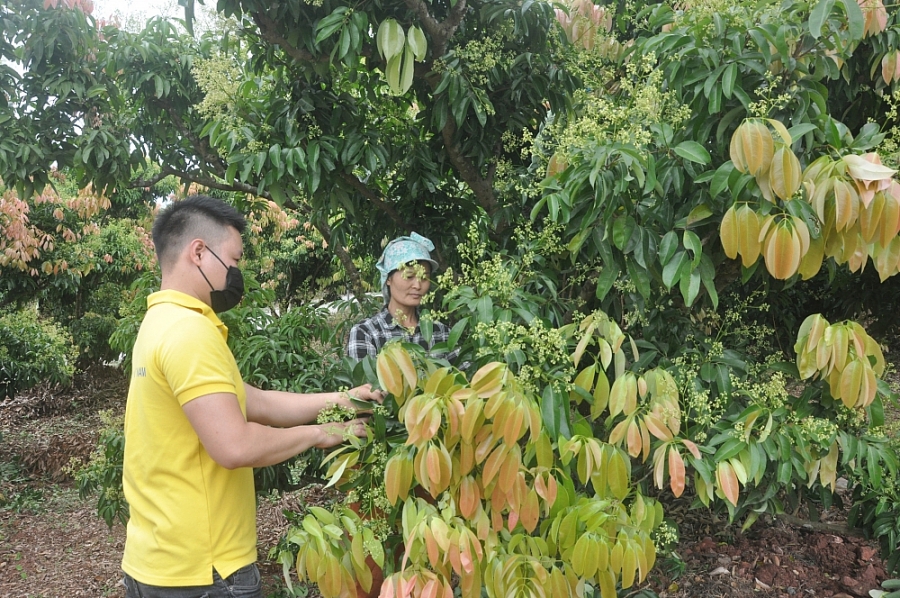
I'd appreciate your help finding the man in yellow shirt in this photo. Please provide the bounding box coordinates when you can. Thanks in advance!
[122,195,382,597]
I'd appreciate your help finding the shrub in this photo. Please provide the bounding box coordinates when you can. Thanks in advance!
[69,410,128,528]
[0,305,77,399]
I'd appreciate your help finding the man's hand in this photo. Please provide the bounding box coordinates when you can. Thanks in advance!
[347,383,385,404]
[315,418,369,449]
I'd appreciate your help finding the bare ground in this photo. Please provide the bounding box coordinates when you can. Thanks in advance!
[0,366,893,598]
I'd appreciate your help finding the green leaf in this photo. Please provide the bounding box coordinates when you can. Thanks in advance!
[315,7,348,44]
[268,182,288,207]
[627,259,651,298]
[407,25,427,61]
[377,18,405,61]
[475,295,493,323]
[787,123,818,141]
[722,63,738,99]
[710,162,735,197]
[596,264,618,300]
[658,231,679,266]
[420,317,433,343]
[687,204,714,226]
[447,317,468,349]
[683,231,703,268]
[541,385,562,439]
[674,141,711,165]
[399,44,415,94]
[839,0,864,40]
[679,265,701,305]
[612,216,636,250]
[714,438,747,462]
[809,0,835,39]
[662,251,689,290]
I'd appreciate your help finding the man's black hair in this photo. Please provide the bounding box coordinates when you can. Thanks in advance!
[152,195,247,267]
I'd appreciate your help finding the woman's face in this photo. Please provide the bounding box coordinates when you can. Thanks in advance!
[386,261,432,309]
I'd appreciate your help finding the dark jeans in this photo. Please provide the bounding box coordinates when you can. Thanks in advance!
[124,564,262,598]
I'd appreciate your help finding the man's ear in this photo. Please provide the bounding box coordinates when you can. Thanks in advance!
[187,239,206,266]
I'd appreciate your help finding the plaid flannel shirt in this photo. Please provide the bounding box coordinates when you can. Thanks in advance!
[345,308,456,361]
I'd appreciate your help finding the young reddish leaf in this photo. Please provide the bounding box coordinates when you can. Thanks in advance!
[736,205,762,267]
[521,490,540,533]
[639,418,651,462]
[498,449,520,491]
[377,352,404,399]
[458,476,479,519]
[482,444,508,486]
[502,405,525,445]
[716,461,740,507]
[643,413,672,441]
[626,419,642,458]
[652,445,666,490]
[470,362,505,398]
[668,447,686,497]
[681,438,702,460]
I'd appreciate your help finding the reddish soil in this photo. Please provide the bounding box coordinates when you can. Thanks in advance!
[663,524,887,598]
[0,368,893,598]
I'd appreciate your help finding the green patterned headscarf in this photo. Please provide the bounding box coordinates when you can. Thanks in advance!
[376,232,438,303]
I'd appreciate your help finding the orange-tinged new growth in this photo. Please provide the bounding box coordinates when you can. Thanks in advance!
[769,145,802,200]
[736,205,761,267]
[883,50,900,85]
[763,219,802,279]
[859,191,886,243]
[858,0,888,37]
[716,461,740,506]
[730,119,775,177]
[844,153,895,207]
[878,189,900,247]
[833,179,860,232]
[668,447,686,497]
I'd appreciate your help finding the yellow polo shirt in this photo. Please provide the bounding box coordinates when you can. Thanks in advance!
[122,289,256,586]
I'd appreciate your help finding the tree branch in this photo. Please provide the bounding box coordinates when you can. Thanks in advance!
[339,173,411,231]
[315,218,365,303]
[441,119,497,216]
[776,514,865,538]
[402,0,468,57]
[252,12,320,64]
[156,100,228,178]
[129,169,174,189]
[129,165,365,300]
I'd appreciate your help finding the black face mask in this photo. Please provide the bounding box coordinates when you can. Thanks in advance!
[197,245,244,313]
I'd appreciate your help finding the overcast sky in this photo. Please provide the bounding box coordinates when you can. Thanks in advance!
[92,0,181,21]
[90,0,223,34]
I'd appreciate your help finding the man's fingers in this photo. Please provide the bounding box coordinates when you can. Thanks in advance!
[351,383,386,404]
[349,418,368,437]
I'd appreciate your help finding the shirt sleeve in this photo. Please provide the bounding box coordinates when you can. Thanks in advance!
[157,315,238,405]
[346,323,378,361]
[430,321,460,363]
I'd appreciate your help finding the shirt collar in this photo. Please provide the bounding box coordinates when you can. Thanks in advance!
[147,289,228,338]
[379,307,422,332]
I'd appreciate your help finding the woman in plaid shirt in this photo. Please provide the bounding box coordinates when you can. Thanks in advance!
[345,233,454,361]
